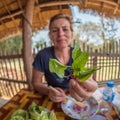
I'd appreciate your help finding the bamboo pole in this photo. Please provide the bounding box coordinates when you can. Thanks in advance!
[22,0,35,90]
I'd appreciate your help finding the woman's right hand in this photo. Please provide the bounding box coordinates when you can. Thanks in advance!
[69,78,98,101]
[48,86,66,102]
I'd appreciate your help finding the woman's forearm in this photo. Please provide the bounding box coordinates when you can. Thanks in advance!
[33,82,50,95]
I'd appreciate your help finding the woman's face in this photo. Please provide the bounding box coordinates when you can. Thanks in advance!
[49,18,73,49]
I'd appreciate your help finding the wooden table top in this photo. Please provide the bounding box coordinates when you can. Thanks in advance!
[0,88,120,120]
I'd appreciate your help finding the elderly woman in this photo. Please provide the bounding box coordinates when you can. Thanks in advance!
[32,13,98,102]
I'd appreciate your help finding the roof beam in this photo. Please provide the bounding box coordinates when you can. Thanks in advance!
[35,0,43,29]
[1,0,19,31]
[101,2,104,13]
[36,1,79,8]
[2,0,11,15]
[88,1,119,10]
[58,0,63,13]
[90,0,118,6]
[0,10,23,21]
[38,9,43,28]
[16,0,23,10]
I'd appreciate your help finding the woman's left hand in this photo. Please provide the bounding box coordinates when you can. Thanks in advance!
[69,78,98,101]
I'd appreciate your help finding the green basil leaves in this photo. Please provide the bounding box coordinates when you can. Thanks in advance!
[49,44,100,82]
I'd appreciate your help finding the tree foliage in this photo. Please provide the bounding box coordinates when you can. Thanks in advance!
[100,17,119,42]
[0,35,22,54]
[75,17,119,46]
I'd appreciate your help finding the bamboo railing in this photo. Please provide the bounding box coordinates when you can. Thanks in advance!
[0,40,120,98]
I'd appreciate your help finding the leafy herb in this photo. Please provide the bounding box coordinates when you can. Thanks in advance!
[49,44,100,82]
[10,102,57,120]
[49,59,68,78]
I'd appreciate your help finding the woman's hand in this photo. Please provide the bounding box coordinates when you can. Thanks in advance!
[48,86,66,102]
[69,78,98,101]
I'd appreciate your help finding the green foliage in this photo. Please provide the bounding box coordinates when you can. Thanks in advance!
[101,18,118,41]
[10,102,57,120]
[10,109,28,120]
[49,44,100,82]
[49,59,68,78]
[0,35,22,53]
[75,17,119,46]
[72,45,89,71]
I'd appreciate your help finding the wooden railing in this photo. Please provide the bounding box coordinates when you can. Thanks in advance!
[0,53,28,98]
[0,40,120,98]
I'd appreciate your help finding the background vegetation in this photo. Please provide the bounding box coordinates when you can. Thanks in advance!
[0,35,22,54]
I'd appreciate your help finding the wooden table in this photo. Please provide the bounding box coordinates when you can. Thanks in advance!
[0,88,120,120]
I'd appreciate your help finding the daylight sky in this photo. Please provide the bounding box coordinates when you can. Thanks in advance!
[70,5,120,45]
[70,5,101,23]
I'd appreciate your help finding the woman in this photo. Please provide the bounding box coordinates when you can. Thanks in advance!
[32,13,98,102]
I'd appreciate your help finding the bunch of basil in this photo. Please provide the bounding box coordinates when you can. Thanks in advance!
[49,44,100,82]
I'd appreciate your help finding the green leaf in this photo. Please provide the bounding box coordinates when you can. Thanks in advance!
[10,102,58,120]
[10,116,25,120]
[72,52,89,71]
[10,109,27,120]
[49,44,100,81]
[49,110,57,120]
[74,67,100,82]
[72,44,81,60]
[49,59,68,78]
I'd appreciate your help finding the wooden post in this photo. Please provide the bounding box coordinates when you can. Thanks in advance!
[22,0,35,90]
[93,49,98,81]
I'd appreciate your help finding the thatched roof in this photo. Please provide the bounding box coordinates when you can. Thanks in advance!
[0,0,120,41]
